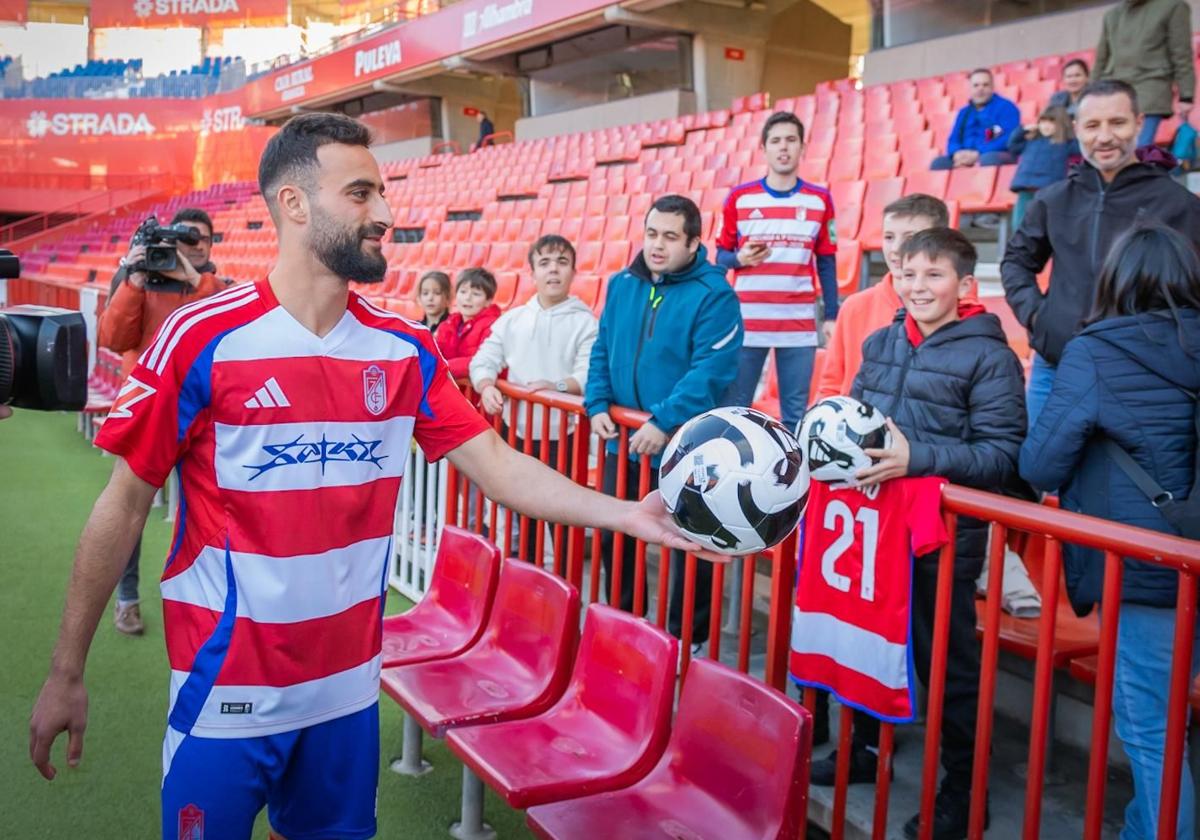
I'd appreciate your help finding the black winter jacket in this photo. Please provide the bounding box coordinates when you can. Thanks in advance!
[853,310,1028,579]
[1020,310,1200,615]
[1001,151,1200,365]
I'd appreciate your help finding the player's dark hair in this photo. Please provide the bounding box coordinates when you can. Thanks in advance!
[455,267,497,300]
[258,113,373,212]
[760,111,805,146]
[647,194,702,242]
[882,194,949,229]
[899,227,977,278]
[528,234,576,269]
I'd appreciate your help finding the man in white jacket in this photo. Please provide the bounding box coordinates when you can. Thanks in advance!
[471,235,599,562]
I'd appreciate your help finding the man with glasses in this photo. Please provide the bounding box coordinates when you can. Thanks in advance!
[97,207,229,636]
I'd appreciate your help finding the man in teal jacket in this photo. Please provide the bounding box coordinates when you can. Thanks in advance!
[586,194,742,652]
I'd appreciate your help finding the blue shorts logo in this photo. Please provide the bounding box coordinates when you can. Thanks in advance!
[245,433,388,480]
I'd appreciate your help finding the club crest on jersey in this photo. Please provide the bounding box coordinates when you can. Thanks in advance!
[178,804,204,839]
[363,364,387,416]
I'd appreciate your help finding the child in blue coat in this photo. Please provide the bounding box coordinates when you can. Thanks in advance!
[1008,105,1078,229]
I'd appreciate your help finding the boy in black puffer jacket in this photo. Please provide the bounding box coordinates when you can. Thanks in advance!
[851,228,1025,840]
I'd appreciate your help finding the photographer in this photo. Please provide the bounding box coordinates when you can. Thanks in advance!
[97,208,227,635]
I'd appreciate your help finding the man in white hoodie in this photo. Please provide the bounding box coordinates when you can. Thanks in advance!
[471,235,599,562]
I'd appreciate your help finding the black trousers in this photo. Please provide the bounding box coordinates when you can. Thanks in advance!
[510,434,571,563]
[852,565,982,795]
[598,455,712,643]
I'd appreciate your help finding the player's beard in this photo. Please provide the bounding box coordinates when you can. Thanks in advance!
[308,204,388,284]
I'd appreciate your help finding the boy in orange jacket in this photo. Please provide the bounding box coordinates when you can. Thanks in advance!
[814,195,951,402]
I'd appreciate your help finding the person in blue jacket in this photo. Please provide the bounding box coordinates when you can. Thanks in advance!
[1020,223,1200,840]
[932,68,1021,170]
[586,194,743,653]
[1007,104,1079,228]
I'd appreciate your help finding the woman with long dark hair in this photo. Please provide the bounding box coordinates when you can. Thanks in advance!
[1021,222,1200,839]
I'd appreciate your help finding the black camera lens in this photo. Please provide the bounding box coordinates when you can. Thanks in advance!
[0,315,14,405]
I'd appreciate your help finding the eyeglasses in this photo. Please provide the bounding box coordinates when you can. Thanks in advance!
[193,235,213,244]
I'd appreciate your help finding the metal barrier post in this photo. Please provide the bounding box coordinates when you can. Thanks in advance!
[1157,572,1198,840]
[970,525,1009,836]
[918,515,958,840]
[1083,550,1124,840]
[1023,537,1064,839]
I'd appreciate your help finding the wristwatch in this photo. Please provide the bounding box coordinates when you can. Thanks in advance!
[555,380,569,393]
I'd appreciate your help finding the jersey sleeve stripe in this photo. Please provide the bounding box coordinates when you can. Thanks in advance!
[152,290,261,375]
[143,283,257,372]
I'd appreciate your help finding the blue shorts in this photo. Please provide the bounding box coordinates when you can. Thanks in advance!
[162,702,379,840]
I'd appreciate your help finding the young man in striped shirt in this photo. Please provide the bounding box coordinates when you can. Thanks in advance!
[716,111,840,432]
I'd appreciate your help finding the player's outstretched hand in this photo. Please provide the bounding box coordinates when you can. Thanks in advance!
[29,671,88,781]
[623,491,733,564]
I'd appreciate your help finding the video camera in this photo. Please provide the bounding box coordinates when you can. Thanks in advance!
[128,215,203,281]
[0,249,88,412]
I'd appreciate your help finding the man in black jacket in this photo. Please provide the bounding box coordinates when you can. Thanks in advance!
[1001,79,1200,426]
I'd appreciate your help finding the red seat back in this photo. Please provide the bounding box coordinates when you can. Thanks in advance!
[671,658,811,838]
[555,605,677,752]
[948,165,998,211]
[480,559,580,683]
[428,526,502,628]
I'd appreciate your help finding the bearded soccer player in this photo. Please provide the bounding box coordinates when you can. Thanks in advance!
[28,114,706,840]
[717,110,839,431]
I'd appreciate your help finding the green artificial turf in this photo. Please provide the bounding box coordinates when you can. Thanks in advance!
[0,409,533,838]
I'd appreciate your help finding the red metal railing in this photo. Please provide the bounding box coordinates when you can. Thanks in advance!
[443,381,1200,840]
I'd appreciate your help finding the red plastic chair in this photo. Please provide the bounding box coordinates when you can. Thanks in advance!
[446,605,678,809]
[857,176,905,251]
[381,558,580,737]
[904,169,950,201]
[380,526,501,668]
[526,657,813,840]
[948,165,999,212]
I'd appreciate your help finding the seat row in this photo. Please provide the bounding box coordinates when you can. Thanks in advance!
[378,526,812,839]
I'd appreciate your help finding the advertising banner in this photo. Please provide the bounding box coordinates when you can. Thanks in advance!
[89,0,287,29]
[244,0,613,115]
[0,91,272,196]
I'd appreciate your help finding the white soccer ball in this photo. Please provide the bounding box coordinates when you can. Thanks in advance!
[658,407,809,555]
[797,396,892,485]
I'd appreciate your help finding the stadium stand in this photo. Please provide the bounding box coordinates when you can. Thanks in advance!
[2,56,244,99]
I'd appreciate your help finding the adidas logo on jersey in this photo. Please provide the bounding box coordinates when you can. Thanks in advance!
[244,377,291,409]
[749,208,765,219]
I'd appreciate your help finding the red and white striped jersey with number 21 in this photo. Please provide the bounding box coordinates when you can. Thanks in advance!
[96,278,490,740]
[790,477,948,722]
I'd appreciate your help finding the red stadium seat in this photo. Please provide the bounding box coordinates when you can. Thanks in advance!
[863,150,901,181]
[798,158,830,184]
[836,238,863,295]
[600,241,632,274]
[493,271,521,308]
[948,165,999,212]
[904,169,950,201]
[858,176,905,251]
[576,242,602,273]
[526,657,812,840]
[381,527,501,668]
[380,559,580,737]
[570,274,603,308]
[446,605,677,809]
[831,180,866,241]
[828,152,863,183]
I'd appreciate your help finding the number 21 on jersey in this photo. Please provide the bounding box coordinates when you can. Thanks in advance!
[821,498,880,602]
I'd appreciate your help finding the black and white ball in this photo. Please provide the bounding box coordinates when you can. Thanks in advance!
[658,407,809,555]
[797,396,891,485]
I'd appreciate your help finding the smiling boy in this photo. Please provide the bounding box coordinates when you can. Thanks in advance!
[845,227,1026,840]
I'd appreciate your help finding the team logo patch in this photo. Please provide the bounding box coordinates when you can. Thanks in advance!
[178,803,204,839]
[363,364,387,416]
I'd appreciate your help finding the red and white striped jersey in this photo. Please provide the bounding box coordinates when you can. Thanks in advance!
[789,477,947,722]
[716,178,837,348]
[96,279,490,739]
